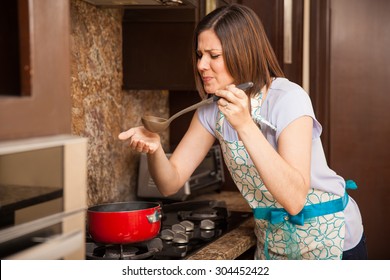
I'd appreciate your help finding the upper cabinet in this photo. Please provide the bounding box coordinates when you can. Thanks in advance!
[121,0,303,90]
[121,0,231,90]
[0,0,71,140]
[122,7,197,90]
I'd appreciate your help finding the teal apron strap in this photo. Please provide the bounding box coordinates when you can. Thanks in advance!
[254,180,357,259]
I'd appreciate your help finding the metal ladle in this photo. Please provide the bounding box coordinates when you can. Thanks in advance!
[141,82,254,133]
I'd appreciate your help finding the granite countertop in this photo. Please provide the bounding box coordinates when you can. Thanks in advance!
[187,191,257,260]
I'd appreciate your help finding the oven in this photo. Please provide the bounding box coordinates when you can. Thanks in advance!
[0,135,87,260]
[86,200,251,260]
[137,145,224,201]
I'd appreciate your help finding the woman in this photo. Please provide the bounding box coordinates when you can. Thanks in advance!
[119,4,367,260]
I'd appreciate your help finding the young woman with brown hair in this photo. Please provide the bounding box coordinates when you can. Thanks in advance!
[119,4,366,260]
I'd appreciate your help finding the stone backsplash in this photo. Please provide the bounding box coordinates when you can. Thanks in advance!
[70,0,169,206]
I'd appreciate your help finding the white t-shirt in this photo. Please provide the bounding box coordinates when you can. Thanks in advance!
[197,77,363,250]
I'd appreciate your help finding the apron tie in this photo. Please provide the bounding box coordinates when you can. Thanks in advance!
[270,210,305,225]
[265,211,303,259]
[254,181,356,259]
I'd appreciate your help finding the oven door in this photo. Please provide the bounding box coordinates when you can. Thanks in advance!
[137,145,224,201]
[0,135,88,260]
[0,209,84,260]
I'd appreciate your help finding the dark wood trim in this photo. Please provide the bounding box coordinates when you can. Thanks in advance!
[18,0,31,97]
[283,0,304,85]
[309,0,331,160]
[274,0,285,69]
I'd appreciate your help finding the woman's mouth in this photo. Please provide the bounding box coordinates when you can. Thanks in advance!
[202,76,213,83]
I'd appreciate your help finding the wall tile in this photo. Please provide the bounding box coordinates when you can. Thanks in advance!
[70,0,169,205]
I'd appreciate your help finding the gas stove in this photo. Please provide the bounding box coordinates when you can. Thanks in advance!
[85,200,251,260]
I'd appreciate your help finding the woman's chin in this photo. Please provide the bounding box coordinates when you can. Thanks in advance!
[203,85,215,94]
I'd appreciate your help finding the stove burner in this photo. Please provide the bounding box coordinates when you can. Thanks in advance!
[178,207,224,221]
[162,200,229,221]
[106,245,139,259]
[86,238,163,260]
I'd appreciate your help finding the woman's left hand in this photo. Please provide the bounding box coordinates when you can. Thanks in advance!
[118,126,161,154]
[215,84,253,129]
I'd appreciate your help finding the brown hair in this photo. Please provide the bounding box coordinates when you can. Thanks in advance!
[192,4,284,98]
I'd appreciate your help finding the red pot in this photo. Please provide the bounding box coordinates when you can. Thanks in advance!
[87,201,161,244]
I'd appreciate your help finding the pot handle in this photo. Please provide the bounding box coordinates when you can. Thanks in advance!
[146,210,161,223]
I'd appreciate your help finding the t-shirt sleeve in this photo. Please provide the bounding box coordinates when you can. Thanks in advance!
[197,103,217,137]
[269,89,322,141]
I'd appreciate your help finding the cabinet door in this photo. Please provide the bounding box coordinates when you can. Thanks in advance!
[122,8,196,90]
[0,0,71,140]
[235,0,303,85]
[310,0,390,259]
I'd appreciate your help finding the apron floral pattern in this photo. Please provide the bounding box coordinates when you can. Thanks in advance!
[214,93,346,260]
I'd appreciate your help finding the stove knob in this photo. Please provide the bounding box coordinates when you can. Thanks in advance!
[172,223,186,233]
[201,230,215,239]
[172,232,189,244]
[160,229,175,241]
[200,219,215,230]
[180,220,194,232]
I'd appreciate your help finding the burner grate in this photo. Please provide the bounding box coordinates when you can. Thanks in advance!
[86,238,163,260]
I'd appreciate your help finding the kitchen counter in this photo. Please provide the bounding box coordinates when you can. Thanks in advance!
[187,191,257,260]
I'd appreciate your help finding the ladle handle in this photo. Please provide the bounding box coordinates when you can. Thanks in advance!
[168,98,214,122]
[168,82,254,122]
[212,82,254,101]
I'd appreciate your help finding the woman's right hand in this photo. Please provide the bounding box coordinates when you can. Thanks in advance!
[118,126,161,154]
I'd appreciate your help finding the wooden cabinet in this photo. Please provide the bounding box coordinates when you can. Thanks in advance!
[235,0,303,86]
[122,1,233,90]
[310,0,390,259]
[0,1,26,97]
[0,0,71,140]
[122,8,198,90]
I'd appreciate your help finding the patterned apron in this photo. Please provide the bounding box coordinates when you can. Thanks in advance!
[214,93,349,260]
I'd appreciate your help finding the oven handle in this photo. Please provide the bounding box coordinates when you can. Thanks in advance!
[0,208,85,243]
[4,229,83,260]
[190,170,213,180]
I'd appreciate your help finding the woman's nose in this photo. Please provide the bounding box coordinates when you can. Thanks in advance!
[197,56,209,71]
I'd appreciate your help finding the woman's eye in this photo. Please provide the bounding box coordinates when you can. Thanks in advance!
[211,54,220,59]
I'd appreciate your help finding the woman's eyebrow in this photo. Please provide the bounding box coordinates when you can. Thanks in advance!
[197,48,222,52]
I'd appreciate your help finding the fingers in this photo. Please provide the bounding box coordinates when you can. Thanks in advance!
[118,128,135,140]
[217,98,229,108]
[226,84,247,98]
[215,84,246,103]
[131,137,151,153]
[216,84,247,110]
[119,126,159,154]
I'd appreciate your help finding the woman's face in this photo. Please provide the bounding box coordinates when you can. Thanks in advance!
[196,30,234,94]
